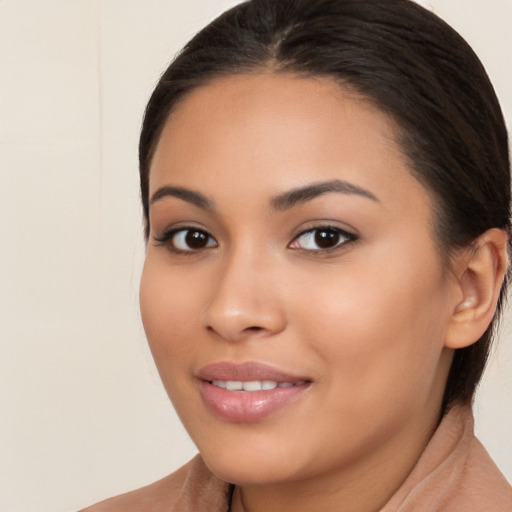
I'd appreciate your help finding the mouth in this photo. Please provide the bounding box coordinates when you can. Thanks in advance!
[197,362,311,422]
[210,379,307,391]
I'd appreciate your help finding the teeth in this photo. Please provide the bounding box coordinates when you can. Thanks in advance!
[211,380,297,391]
[242,381,262,391]
[226,380,243,391]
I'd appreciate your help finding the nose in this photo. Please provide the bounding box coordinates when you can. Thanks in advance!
[201,248,287,342]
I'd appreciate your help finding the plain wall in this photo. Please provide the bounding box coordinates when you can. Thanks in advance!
[1,1,511,511]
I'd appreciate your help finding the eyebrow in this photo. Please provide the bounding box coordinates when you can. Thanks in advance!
[149,179,378,212]
[271,179,379,211]
[150,185,215,210]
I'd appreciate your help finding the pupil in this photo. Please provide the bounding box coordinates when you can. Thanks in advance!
[186,230,208,249]
[314,229,339,249]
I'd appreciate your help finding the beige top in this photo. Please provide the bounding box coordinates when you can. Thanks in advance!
[81,405,512,511]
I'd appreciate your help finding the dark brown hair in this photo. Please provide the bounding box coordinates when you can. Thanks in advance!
[139,0,510,406]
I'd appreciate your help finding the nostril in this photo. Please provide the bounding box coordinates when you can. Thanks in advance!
[205,324,264,340]
[206,325,262,332]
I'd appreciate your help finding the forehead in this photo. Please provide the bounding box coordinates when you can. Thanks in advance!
[149,73,432,219]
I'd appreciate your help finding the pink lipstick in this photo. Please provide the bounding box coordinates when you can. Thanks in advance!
[197,362,311,422]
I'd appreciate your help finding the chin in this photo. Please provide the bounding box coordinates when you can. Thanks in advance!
[197,439,302,486]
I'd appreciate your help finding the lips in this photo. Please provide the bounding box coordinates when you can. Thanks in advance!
[211,379,303,391]
[197,362,311,422]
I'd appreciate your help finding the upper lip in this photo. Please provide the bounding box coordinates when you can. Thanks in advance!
[197,362,310,383]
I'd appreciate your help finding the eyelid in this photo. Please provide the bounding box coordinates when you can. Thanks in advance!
[152,221,357,254]
[288,224,358,252]
[153,221,208,241]
[153,225,218,253]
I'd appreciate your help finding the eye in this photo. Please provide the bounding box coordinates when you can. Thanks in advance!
[155,227,218,252]
[289,227,356,251]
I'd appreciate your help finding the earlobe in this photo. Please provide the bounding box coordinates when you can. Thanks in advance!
[445,228,509,349]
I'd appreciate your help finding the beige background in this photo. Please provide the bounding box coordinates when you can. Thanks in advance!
[1,1,511,511]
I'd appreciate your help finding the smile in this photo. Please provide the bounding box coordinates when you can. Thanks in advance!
[211,380,306,391]
[197,362,311,422]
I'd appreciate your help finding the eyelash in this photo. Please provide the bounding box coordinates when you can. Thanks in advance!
[154,227,218,253]
[153,225,357,254]
[289,226,357,252]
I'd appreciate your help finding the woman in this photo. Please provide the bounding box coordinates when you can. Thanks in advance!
[82,0,512,510]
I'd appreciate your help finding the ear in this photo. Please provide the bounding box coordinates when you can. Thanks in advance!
[445,228,509,349]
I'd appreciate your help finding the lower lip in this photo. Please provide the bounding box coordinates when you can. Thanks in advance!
[200,381,309,422]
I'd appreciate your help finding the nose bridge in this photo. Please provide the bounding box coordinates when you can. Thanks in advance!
[202,241,285,341]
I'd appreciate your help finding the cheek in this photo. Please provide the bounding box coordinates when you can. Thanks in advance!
[293,252,450,402]
[139,258,200,380]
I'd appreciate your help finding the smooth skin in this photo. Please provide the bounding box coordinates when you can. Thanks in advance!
[139,74,508,512]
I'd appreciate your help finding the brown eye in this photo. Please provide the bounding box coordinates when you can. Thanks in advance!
[185,230,210,249]
[170,228,217,252]
[314,229,341,249]
[290,227,355,251]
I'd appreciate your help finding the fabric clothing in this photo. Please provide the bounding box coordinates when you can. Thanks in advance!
[80,405,512,511]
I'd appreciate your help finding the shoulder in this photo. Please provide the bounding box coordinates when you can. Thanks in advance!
[443,406,512,510]
[383,404,512,512]
[79,455,231,512]
[427,406,512,511]
[448,435,512,510]
[78,461,193,512]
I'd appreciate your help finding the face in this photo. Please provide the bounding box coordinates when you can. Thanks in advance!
[140,74,458,487]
